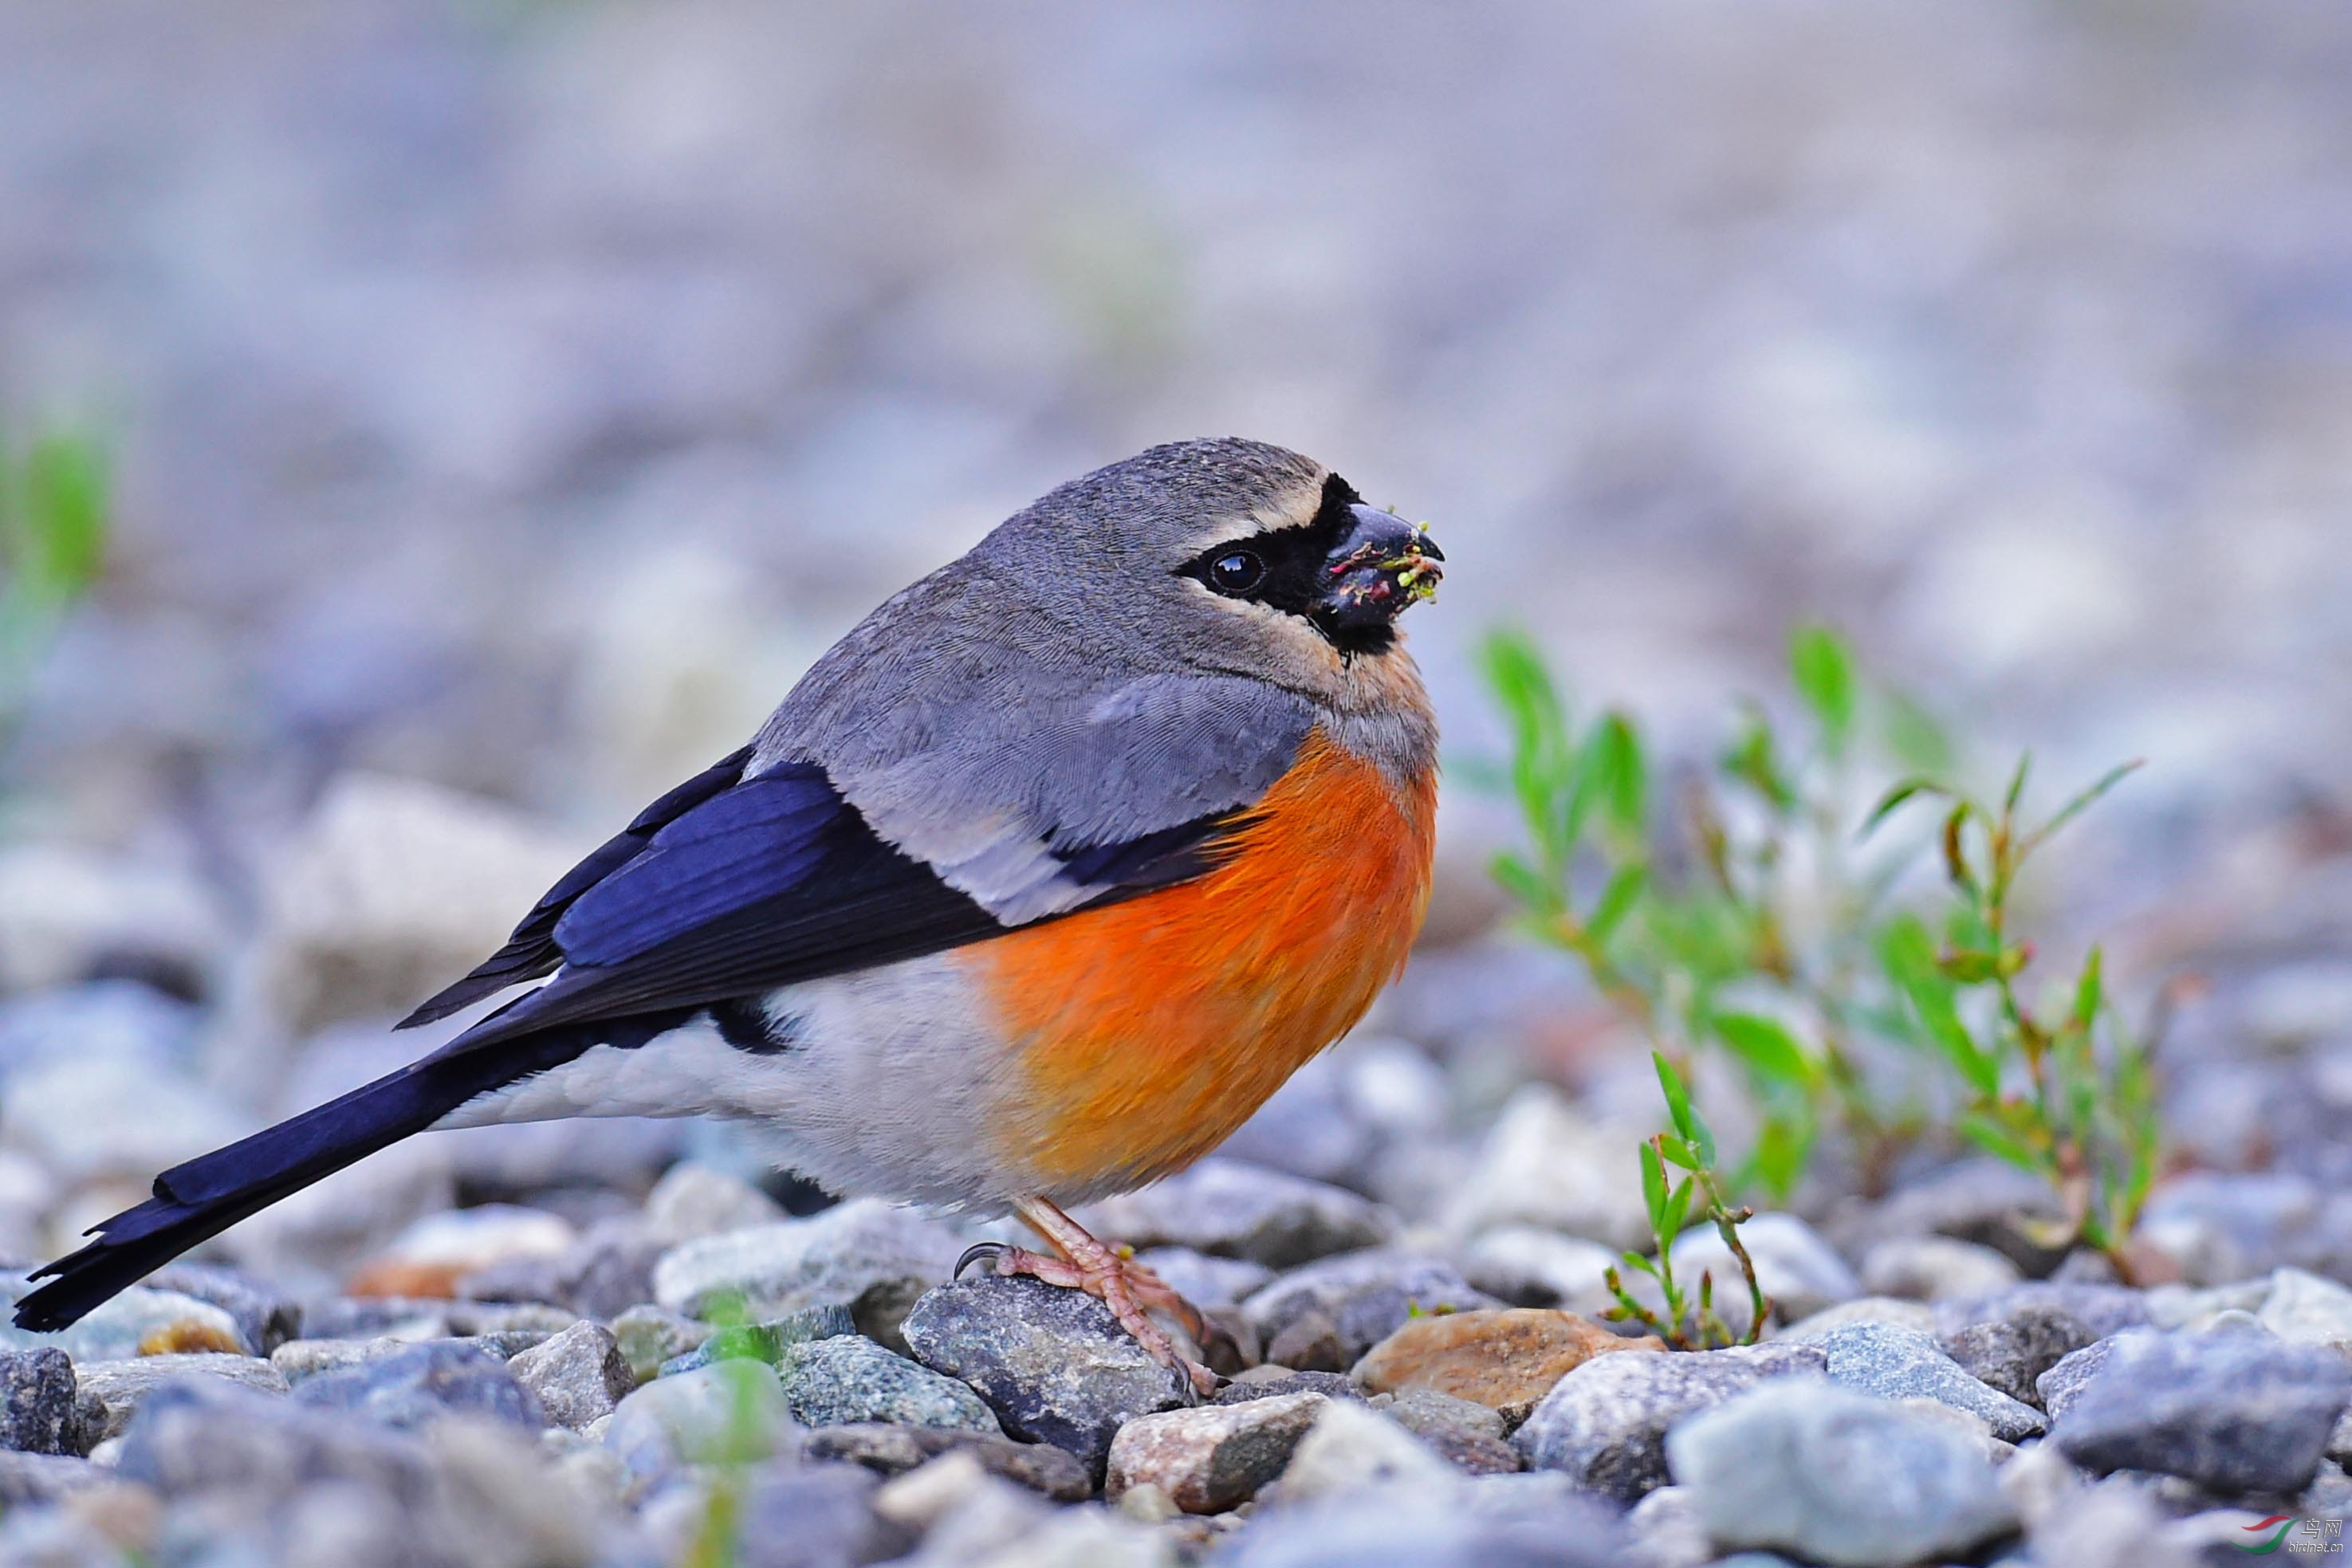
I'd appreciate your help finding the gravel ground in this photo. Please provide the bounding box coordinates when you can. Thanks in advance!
[0,3,2349,1566]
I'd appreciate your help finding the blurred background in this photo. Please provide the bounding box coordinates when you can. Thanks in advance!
[0,0,2350,1279]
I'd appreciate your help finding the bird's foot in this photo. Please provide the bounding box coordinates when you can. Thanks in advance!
[961,1201,1217,1396]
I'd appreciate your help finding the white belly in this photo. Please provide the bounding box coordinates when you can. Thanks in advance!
[432,953,1032,1212]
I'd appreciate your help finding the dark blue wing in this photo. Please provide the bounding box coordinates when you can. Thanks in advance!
[398,745,755,1028]
[411,754,1252,1054]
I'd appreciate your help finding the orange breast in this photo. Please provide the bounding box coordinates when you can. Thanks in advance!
[963,730,1438,1197]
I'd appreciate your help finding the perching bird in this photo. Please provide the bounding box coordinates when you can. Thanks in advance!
[17,438,1442,1391]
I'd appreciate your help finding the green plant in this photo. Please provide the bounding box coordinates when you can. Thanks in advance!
[0,423,112,742]
[1602,1051,1768,1348]
[1866,756,2160,1267]
[681,1291,779,1568]
[1481,623,2164,1287]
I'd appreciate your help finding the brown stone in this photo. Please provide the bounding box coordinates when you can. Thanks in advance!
[1104,1392,1327,1514]
[136,1320,246,1356]
[1352,1308,1662,1421]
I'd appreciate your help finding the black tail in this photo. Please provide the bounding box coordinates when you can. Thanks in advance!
[14,1011,684,1332]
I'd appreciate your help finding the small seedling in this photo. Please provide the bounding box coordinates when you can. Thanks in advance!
[1601,1052,1770,1348]
[1481,623,2166,1295]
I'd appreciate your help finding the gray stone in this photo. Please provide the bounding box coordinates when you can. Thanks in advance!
[650,1198,958,1322]
[2138,1173,2352,1287]
[74,1353,290,1444]
[1106,1391,1328,1511]
[734,1460,912,1568]
[2052,1329,2352,1495]
[418,1415,624,1568]
[1815,1320,2047,1441]
[250,771,581,1036]
[1667,1377,2018,1566]
[1942,1308,2097,1409]
[1219,1490,1628,1567]
[604,1359,799,1487]
[116,1380,436,1505]
[643,1160,788,1243]
[777,1334,1000,1434]
[610,1304,710,1385]
[2257,1266,2352,1346]
[2036,1335,2124,1421]
[1264,1307,1349,1372]
[1375,1387,1507,1444]
[270,1335,403,1382]
[1624,1484,1712,1568]
[1511,1342,1811,1499]
[0,1451,108,1507]
[290,1339,543,1431]
[146,1262,303,1354]
[803,1421,1093,1500]
[0,1348,80,1454]
[1217,1369,1367,1406]
[1373,1388,1523,1475]
[271,1333,542,1382]
[1267,1399,1460,1503]
[1829,1158,2072,1276]
[901,1275,1190,1476]
[1075,1157,1398,1269]
[1776,1296,1938,1340]
[1241,1251,1498,1365]
[1457,1227,1618,1311]
[508,1321,635,1428]
[655,1303,857,1374]
[1445,1084,1654,1251]
[1859,1235,2023,1301]
[1933,1282,2152,1342]
[1131,1248,1276,1311]
[462,1216,664,1320]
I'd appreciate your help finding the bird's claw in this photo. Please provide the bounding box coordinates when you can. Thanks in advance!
[954,1241,1009,1280]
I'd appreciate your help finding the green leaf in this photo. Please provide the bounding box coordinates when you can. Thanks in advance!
[1587,711,1648,839]
[1750,1110,1813,1201]
[1878,689,1955,776]
[1711,1012,1817,1089]
[1722,703,1796,812]
[2071,945,2104,1034]
[6,430,110,607]
[1617,1251,1661,1281]
[1957,1110,2047,1175]
[1585,863,1649,946]
[1659,1176,1696,1242]
[1790,625,1858,754]
[1653,1051,1697,1145]
[2024,760,2145,857]
[1860,777,1947,839]
[1479,629,1574,860]
[1489,851,1557,917]
[1941,802,1980,896]
[1657,1135,1700,1172]
[2003,753,2033,819]
[1687,1101,1718,1169]
[1639,1139,1667,1231]
[1936,948,2003,985]
[1878,917,1999,1094]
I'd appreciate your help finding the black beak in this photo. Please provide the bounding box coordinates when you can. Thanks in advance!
[1313,504,1444,634]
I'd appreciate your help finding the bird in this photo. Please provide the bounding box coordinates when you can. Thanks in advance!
[15,438,1443,1393]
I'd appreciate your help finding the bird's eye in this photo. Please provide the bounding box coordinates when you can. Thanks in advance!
[1207,549,1264,595]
